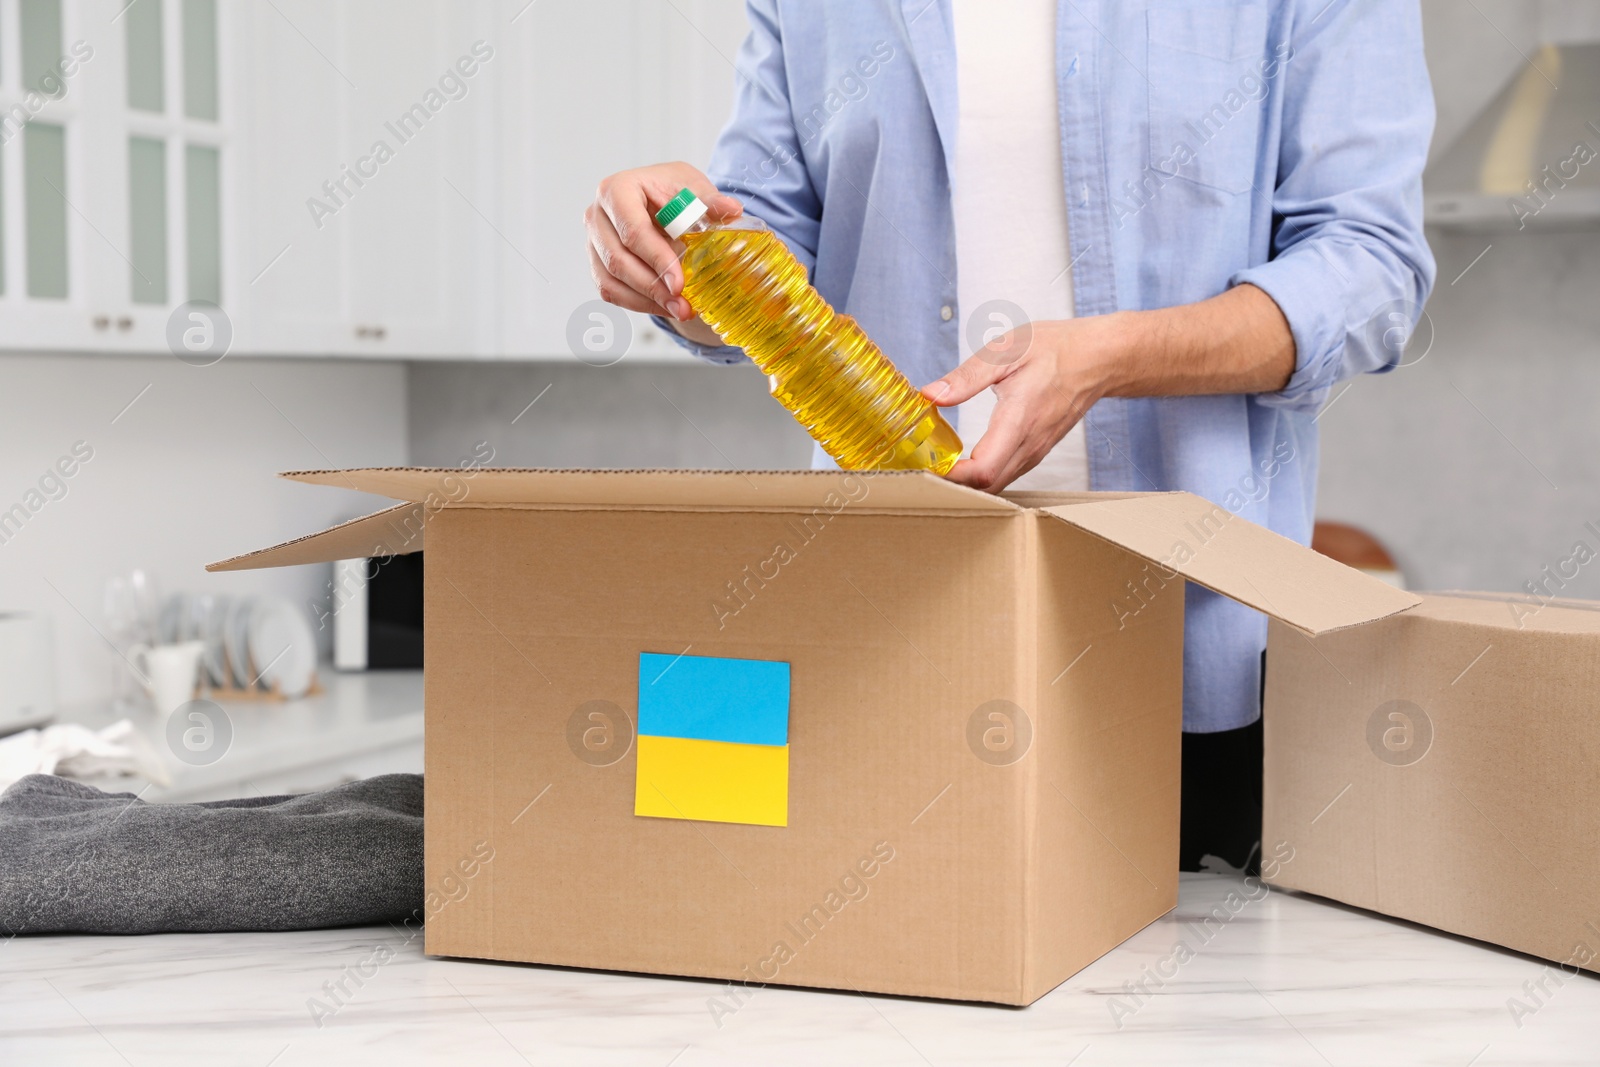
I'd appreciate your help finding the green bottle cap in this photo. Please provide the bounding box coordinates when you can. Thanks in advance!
[654,188,699,228]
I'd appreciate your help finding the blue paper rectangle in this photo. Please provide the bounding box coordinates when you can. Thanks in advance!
[637,652,790,747]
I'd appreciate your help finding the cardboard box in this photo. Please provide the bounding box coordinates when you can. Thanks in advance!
[1264,591,1600,978]
[213,468,1411,1005]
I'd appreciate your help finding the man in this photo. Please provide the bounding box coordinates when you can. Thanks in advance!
[583,0,1435,871]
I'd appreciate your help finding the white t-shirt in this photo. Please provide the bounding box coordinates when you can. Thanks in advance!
[951,0,1090,491]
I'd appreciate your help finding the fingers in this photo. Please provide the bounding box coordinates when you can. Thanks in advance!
[944,397,1030,492]
[589,163,743,319]
[922,343,1018,407]
[595,172,688,301]
[978,445,1046,494]
[698,185,744,220]
[586,207,691,319]
[586,244,668,316]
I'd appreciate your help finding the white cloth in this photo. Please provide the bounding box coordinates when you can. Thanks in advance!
[0,720,170,793]
[951,0,1090,491]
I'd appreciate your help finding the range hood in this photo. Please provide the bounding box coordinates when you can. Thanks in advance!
[1426,43,1600,230]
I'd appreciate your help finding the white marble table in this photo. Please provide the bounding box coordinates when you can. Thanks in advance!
[3,871,1595,1065]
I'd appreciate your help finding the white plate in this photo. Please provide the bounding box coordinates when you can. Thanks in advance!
[247,596,316,699]
[200,595,231,687]
[225,596,257,688]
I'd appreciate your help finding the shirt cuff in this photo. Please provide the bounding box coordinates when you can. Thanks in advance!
[1229,249,1348,413]
[648,314,748,366]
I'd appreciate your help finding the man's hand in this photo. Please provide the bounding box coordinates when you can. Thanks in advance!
[923,315,1124,493]
[924,284,1296,492]
[584,162,742,348]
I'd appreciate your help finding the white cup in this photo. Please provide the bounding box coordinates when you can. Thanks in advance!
[129,640,206,717]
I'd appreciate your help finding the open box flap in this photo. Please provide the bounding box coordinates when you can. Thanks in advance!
[1041,494,1420,635]
[207,503,426,572]
[279,467,1020,513]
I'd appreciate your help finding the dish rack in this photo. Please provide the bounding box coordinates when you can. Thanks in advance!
[158,590,322,703]
[202,673,325,703]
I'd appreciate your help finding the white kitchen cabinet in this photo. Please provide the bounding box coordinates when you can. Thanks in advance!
[0,0,83,348]
[227,0,497,357]
[0,0,219,353]
[490,0,748,362]
[0,0,747,360]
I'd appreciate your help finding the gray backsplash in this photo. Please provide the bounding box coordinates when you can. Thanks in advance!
[410,228,1600,600]
[408,359,813,471]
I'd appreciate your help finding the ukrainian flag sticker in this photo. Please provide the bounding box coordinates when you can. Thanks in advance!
[634,652,790,827]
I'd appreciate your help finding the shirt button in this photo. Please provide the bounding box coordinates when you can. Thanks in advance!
[940,305,953,321]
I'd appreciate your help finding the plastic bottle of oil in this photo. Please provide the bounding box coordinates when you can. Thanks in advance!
[655,189,963,475]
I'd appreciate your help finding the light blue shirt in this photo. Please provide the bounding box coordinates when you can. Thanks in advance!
[658,0,1436,731]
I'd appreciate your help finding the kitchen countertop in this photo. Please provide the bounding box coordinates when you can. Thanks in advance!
[3,870,1595,1065]
[58,670,424,803]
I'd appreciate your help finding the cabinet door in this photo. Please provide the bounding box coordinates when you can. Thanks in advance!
[229,0,493,357]
[225,0,349,355]
[492,0,747,362]
[337,0,494,356]
[0,0,106,349]
[1,0,231,355]
[110,0,228,352]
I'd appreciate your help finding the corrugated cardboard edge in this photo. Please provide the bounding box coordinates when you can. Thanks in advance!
[1039,494,1421,636]
[206,470,1027,578]
[1018,511,1042,1001]
[206,502,425,571]
[278,467,1021,513]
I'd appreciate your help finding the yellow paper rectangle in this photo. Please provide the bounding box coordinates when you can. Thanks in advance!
[634,735,788,827]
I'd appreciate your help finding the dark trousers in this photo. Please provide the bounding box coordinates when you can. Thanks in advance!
[1177,652,1265,874]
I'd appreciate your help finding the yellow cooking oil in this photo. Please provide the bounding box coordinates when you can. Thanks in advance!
[655,189,962,475]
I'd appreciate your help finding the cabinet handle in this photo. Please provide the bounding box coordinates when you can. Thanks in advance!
[355,325,387,341]
[116,316,133,331]
[92,315,111,330]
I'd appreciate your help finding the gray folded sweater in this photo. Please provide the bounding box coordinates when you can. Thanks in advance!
[0,773,423,935]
